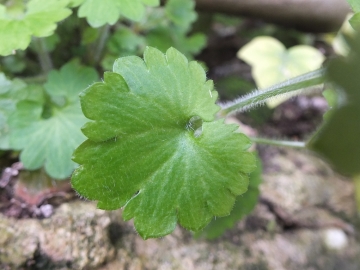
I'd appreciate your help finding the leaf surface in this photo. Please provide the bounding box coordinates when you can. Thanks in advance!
[72,47,255,239]
[9,61,98,179]
[0,0,71,55]
[78,0,160,27]
[196,155,262,239]
[238,36,324,107]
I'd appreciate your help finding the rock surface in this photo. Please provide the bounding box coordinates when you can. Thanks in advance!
[0,202,116,269]
[0,147,359,270]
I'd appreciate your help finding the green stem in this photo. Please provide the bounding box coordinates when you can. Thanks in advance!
[354,174,360,213]
[219,68,326,116]
[33,38,53,74]
[21,74,47,84]
[92,24,111,65]
[250,137,306,148]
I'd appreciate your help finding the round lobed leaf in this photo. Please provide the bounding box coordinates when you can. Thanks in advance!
[72,47,255,239]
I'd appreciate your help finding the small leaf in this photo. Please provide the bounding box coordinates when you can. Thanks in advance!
[77,0,160,28]
[165,0,197,32]
[72,47,255,239]
[350,13,360,30]
[0,0,72,56]
[196,155,262,239]
[147,27,206,59]
[347,0,360,12]
[238,36,324,107]
[308,33,360,176]
[9,61,98,179]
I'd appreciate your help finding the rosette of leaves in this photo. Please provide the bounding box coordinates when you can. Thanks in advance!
[196,155,262,239]
[70,0,160,28]
[9,60,98,179]
[72,47,256,239]
[0,0,72,56]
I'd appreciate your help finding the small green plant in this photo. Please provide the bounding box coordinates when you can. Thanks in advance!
[0,0,359,241]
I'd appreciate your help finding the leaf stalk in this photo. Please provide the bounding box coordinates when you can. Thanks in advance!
[219,68,326,116]
[33,37,53,74]
[250,137,306,148]
[92,24,111,65]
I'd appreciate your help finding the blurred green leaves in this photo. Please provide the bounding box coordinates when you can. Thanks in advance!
[308,33,360,176]
[101,0,206,70]
[9,60,98,179]
[0,0,71,55]
[75,0,160,27]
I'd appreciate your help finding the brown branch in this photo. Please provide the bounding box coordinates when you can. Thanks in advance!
[194,0,352,32]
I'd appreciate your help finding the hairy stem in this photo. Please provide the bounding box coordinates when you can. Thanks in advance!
[219,68,326,117]
[33,38,53,74]
[250,137,306,148]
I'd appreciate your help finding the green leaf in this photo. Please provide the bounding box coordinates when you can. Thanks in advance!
[106,27,145,55]
[347,0,360,12]
[0,74,21,149]
[237,36,324,107]
[71,47,255,239]
[77,0,160,28]
[0,74,43,150]
[332,14,356,56]
[322,88,340,121]
[147,27,206,59]
[1,52,26,73]
[101,27,146,70]
[350,13,360,30]
[165,0,197,32]
[308,33,360,176]
[0,0,72,56]
[196,155,262,239]
[9,61,98,179]
[68,0,85,7]
[81,26,100,45]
